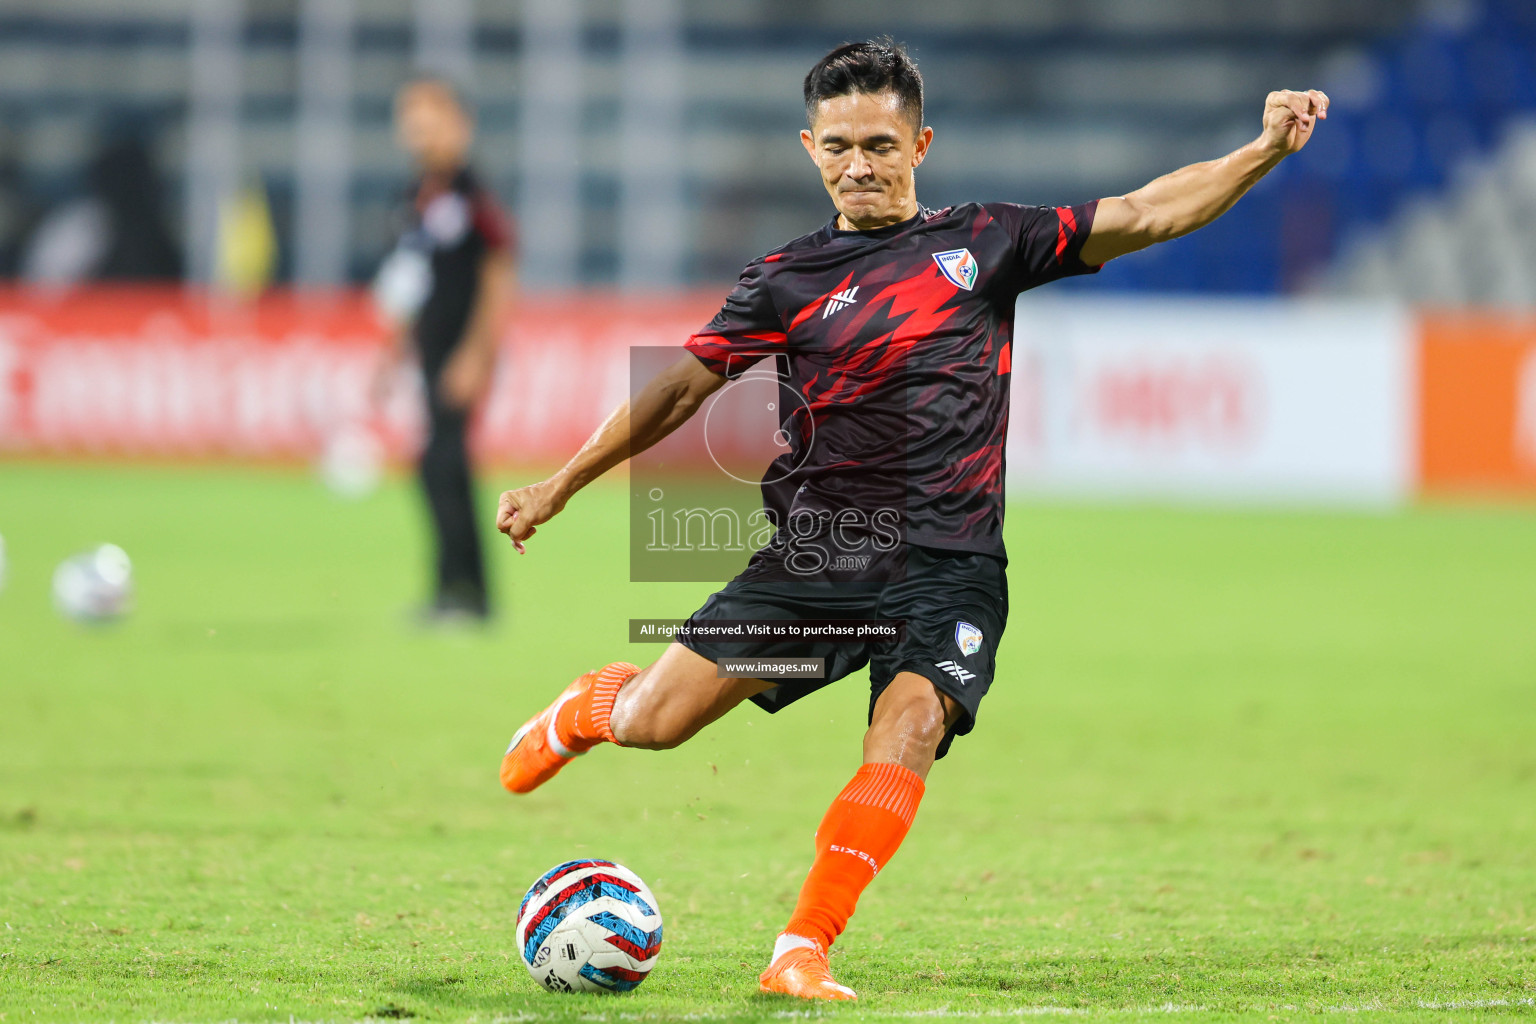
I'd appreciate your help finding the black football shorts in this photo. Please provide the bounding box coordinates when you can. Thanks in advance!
[678,545,1007,759]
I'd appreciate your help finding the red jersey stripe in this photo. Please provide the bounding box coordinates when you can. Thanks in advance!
[1054,205,1078,264]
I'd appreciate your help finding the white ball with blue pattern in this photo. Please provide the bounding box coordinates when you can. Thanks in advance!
[51,544,133,623]
[516,859,663,994]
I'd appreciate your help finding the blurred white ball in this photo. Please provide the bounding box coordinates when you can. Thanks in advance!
[53,543,133,623]
[319,423,384,499]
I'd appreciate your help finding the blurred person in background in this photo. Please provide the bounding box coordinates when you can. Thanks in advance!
[375,77,515,623]
[19,128,181,286]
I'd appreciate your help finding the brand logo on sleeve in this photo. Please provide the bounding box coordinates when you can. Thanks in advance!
[933,248,978,291]
[822,285,860,318]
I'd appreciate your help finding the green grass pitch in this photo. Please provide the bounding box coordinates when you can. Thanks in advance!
[1,461,1533,1023]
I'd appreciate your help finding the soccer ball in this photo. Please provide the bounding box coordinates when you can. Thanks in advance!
[52,544,133,622]
[318,422,384,499]
[516,859,663,994]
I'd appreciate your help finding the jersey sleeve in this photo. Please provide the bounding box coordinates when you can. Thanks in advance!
[684,259,787,377]
[470,188,515,254]
[992,200,1101,293]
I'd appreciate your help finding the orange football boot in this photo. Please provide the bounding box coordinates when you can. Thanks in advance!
[758,942,857,1001]
[500,672,597,794]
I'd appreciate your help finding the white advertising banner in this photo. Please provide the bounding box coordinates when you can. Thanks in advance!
[1007,299,1415,504]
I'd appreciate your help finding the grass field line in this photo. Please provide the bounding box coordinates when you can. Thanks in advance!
[417,996,1536,1024]
[115,999,1536,1024]
[488,997,1536,1021]
[1332,997,1536,1012]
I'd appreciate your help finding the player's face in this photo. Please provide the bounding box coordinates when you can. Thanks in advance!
[395,83,473,173]
[801,91,932,231]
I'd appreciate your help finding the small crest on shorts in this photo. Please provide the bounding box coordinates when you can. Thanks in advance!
[955,621,984,657]
[933,248,978,291]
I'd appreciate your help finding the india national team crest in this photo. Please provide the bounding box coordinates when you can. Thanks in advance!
[933,248,978,291]
[955,621,984,657]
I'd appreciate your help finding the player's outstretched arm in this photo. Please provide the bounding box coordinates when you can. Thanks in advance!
[496,353,726,552]
[1079,89,1329,267]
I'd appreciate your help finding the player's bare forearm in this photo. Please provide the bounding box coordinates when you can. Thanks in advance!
[496,353,724,551]
[558,356,721,492]
[1081,88,1328,266]
[1109,144,1278,245]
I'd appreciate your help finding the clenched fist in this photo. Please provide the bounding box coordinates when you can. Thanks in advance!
[496,478,569,554]
[1259,89,1330,157]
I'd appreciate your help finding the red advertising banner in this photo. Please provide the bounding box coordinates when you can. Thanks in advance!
[0,287,722,465]
[8,289,1535,502]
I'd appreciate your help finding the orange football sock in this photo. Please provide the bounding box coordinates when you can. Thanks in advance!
[781,761,925,950]
[555,661,639,751]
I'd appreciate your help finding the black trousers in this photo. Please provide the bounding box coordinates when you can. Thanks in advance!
[419,387,488,614]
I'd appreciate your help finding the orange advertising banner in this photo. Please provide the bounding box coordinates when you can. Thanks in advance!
[1418,311,1536,495]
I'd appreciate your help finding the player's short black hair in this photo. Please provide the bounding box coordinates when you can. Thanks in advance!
[803,38,924,132]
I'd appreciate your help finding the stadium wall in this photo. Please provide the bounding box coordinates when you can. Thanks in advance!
[1,287,1533,502]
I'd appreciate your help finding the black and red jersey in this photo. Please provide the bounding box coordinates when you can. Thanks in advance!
[404,166,514,377]
[686,201,1100,558]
